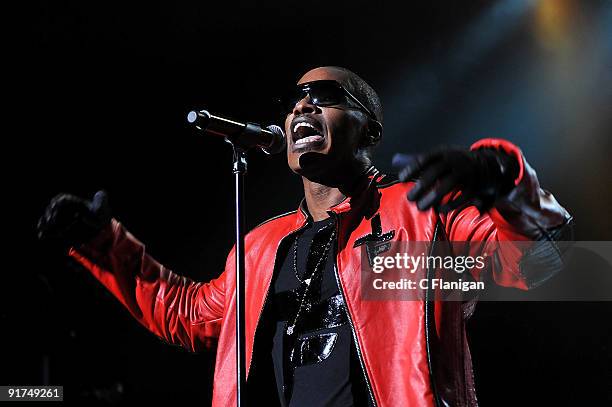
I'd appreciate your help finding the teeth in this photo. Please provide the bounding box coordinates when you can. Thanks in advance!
[293,122,318,133]
[295,135,323,145]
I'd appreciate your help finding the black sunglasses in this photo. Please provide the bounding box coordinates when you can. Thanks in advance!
[279,80,381,125]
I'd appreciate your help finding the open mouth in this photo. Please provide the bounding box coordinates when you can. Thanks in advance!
[291,118,325,148]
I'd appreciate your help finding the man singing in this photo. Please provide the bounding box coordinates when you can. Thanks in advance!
[38,66,572,406]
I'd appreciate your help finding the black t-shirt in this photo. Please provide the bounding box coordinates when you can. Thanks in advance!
[265,217,371,407]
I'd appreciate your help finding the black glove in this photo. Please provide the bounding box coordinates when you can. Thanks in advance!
[392,147,519,213]
[37,190,112,248]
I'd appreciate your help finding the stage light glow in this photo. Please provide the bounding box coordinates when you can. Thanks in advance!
[377,0,537,161]
[534,0,575,52]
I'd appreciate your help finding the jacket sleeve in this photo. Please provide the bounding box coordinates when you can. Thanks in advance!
[441,138,573,289]
[68,219,227,352]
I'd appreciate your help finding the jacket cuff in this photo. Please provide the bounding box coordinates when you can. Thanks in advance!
[470,138,570,238]
[68,218,124,262]
[470,138,525,187]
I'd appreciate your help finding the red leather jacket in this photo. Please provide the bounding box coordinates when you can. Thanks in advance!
[69,139,571,407]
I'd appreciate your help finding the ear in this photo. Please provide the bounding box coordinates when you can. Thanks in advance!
[365,120,382,146]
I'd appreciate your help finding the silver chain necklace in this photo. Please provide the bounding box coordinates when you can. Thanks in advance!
[286,223,336,336]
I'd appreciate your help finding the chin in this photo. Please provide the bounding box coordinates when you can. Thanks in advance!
[291,152,346,186]
[290,139,328,154]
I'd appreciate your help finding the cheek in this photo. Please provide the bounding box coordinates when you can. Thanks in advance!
[284,114,292,135]
[326,112,363,151]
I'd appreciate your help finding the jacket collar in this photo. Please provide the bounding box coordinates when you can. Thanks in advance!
[294,166,381,228]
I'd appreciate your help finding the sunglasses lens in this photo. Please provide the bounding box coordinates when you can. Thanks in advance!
[281,89,308,114]
[280,81,347,115]
[308,82,345,106]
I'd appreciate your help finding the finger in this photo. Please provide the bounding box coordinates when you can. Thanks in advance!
[395,150,446,182]
[49,193,79,207]
[416,175,460,211]
[395,148,449,182]
[407,162,449,202]
[90,190,108,213]
[438,192,473,214]
[391,153,412,168]
[38,194,85,239]
[37,216,48,239]
[37,201,62,238]
[394,153,426,182]
[49,194,86,216]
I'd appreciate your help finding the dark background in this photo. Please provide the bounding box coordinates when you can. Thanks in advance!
[3,0,611,405]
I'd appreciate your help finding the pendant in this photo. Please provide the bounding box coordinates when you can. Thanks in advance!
[286,325,294,335]
[304,278,311,286]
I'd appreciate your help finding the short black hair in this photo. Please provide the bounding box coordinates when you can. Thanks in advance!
[326,66,383,125]
[323,67,383,161]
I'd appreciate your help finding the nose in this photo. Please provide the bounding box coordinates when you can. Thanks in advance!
[292,94,319,116]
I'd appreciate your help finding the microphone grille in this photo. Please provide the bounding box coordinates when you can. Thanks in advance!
[266,124,285,137]
[263,125,287,155]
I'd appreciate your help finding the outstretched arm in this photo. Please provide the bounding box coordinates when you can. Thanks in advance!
[39,192,227,352]
[394,138,573,289]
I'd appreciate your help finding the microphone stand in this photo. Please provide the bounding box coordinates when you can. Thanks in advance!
[224,124,264,407]
[190,112,272,407]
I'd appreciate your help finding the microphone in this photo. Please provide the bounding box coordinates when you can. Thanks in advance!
[187,110,286,154]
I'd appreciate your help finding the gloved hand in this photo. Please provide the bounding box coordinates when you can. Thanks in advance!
[37,190,112,248]
[392,147,519,213]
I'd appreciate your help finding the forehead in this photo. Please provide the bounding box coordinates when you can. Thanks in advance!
[297,67,348,85]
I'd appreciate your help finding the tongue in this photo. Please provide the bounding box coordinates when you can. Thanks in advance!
[296,126,321,139]
[296,135,323,144]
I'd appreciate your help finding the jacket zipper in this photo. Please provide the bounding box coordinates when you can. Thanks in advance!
[424,221,442,407]
[331,212,378,407]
